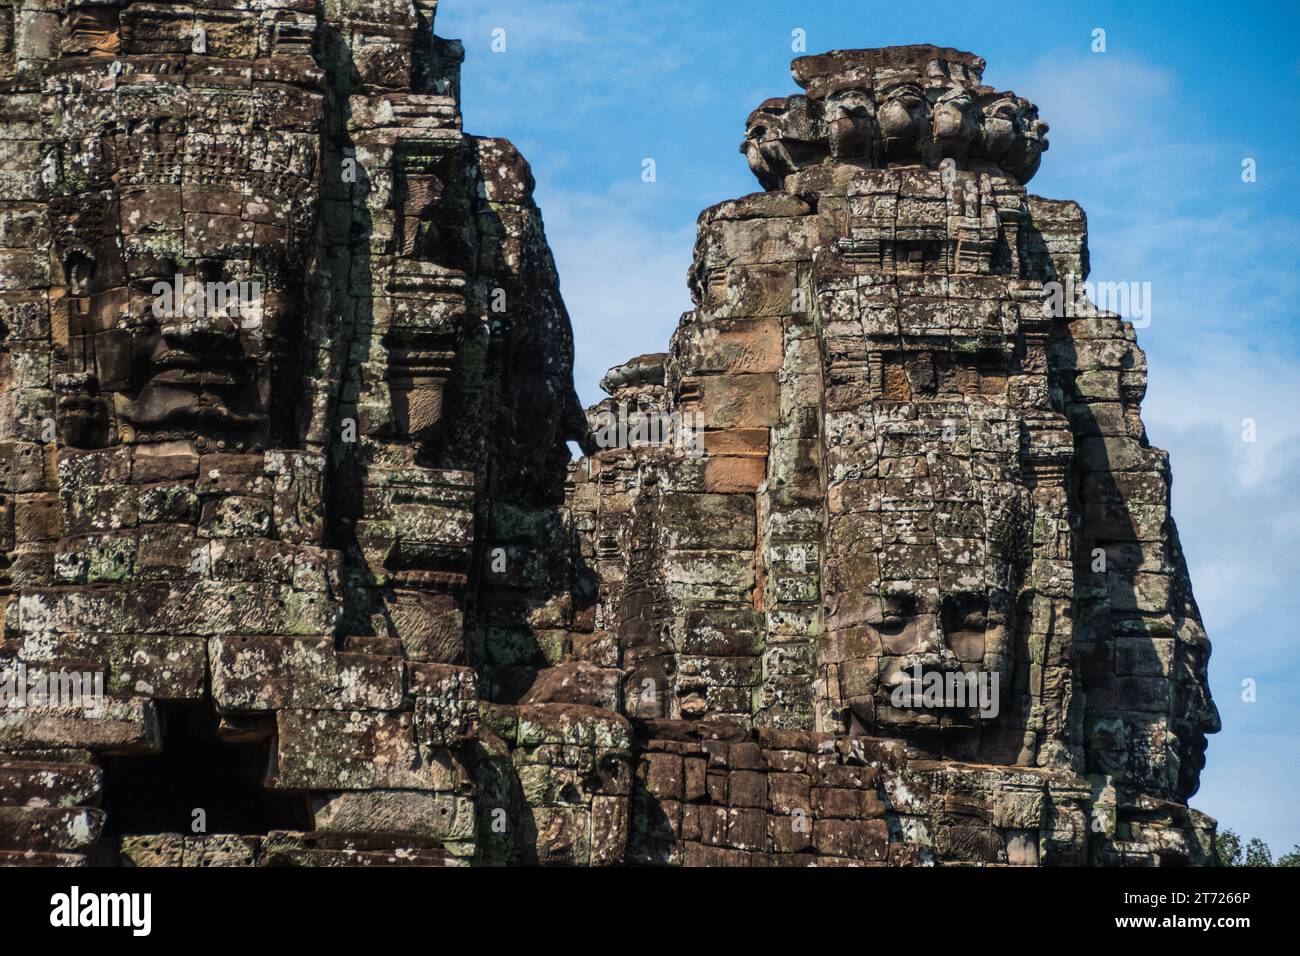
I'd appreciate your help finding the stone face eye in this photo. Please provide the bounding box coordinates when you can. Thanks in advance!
[941,593,988,635]
[882,591,919,621]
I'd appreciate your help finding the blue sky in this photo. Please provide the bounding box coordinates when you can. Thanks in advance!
[437,0,1300,855]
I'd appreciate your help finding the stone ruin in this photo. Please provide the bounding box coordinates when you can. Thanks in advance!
[0,2,1219,866]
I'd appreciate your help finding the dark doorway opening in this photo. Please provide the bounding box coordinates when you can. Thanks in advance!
[100,702,311,837]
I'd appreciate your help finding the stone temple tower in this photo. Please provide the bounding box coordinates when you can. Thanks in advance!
[573,44,1219,865]
[0,2,1216,866]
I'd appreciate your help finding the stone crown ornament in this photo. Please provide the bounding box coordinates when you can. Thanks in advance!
[742,44,1050,189]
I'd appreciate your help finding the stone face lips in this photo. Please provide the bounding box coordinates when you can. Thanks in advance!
[0,6,1216,867]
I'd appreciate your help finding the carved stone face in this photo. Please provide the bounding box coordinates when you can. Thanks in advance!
[56,244,276,452]
[823,87,876,160]
[930,86,979,161]
[805,165,1079,765]
[1170,618,1219,798]
[831,358,1036,761]
[876,83,929,163]
[740,96,826,190]
[47,6,323,453]
[12,3,339,769]
[979,95,1049,183]
[739,118,784,191]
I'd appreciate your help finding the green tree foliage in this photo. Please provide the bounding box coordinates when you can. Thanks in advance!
[1244,838,1273,867]
[1216,828,1299,866]
[1216,828,1243,866]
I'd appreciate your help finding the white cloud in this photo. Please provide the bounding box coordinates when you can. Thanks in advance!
[437,0,698,132]
[1014,50,1300,850]
[1008,50,1176,154]
[533,182,696,407]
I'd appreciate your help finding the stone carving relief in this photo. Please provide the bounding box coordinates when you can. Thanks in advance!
[0,5,1216,868]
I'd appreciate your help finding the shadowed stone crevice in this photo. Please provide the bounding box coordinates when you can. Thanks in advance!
[99,702,311,843]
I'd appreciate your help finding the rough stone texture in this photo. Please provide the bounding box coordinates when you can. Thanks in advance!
[567,42,1218,867]
[0,0,589,867]
[0,5,1216,867]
